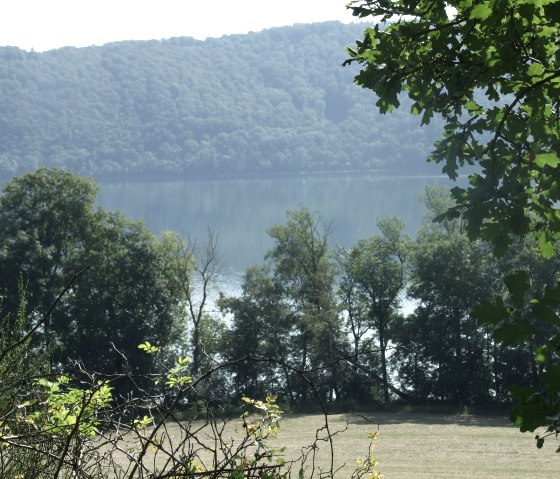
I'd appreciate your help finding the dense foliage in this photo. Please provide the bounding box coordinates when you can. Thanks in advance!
[0,22,442,179]
[346,0,560,255]
[0,168,186,380]
[345,0,560,449]
[1,169,552,412]
[217,196,555,408]
[1,303,378,478]
[2,167,558,474]
[0,171,387,477]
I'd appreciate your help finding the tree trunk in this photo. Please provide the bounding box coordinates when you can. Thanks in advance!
[379,318,390,403]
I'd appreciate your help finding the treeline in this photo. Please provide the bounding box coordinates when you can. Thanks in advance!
[1,169,555,410]
[0,22,442,180]
[219,198,555,408]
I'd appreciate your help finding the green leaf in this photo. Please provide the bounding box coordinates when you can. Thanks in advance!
[138,341,160,354]
[536,437,545,448]
[538,231,555,258]
[534,152,560,168]
[530,302,560,326]
[527,63,546,77]
[533,345,548,363]
[493,320,534,345]
[510,386,549,432]
[421,108,433,126]
[469,3,492,19]
[472,298,508,327]
[465,100,482,113]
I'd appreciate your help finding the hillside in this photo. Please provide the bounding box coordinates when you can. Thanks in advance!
[0,21,443,180]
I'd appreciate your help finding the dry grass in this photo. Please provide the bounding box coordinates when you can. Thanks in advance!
[102,411,558,478]
[270,411,559,478]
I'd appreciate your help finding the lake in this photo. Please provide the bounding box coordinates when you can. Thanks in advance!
[97,172,456,280]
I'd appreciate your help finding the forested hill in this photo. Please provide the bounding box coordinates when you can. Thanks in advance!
[0,21,443,180]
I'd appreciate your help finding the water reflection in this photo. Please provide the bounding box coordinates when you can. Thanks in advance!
[97,173,456,273]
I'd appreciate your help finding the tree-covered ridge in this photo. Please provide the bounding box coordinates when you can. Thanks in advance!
[0,22,442,179]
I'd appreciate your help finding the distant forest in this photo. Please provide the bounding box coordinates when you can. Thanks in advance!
[0,21,444,180]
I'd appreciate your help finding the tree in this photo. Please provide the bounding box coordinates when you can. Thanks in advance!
[265,208,344,403]
[53,211,184,377]
[345,2,560,446]
[338,217,409,403]
[0,169,184,379]
[396,188,502,405]
[346,0,560,255]
[0,168,98,338]
[219,264,295,401]
[336,246,377,402]
[174,230,222,376]
[0,291,381,478]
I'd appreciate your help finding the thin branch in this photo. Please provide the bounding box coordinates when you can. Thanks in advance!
[0,266,90,364]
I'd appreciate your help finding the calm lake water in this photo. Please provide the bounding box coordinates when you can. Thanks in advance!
[97,173,456,278]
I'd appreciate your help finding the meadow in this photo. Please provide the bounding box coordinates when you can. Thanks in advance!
[114,410,558,478]
[264,411,559,478]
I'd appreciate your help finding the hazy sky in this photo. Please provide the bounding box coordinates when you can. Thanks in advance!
[0,0,357,52]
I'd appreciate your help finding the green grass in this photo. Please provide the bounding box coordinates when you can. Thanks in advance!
[271,411,559,478]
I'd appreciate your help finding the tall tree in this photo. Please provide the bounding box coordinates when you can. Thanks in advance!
[219,264,294,401]
[339,217,409,402]
[336,245,376,402]
[174,230,222,376]
[0,169,97,324]
[265,208,343,403]
[0,169,184,379]
[406,221,498,405]
[54,211,184,376]
[393,188,556,405]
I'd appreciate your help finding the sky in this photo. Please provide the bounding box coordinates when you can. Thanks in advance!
[0,0,357,52]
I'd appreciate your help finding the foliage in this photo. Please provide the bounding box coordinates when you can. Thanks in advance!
[27,375,112,438]
[346,0,560,449]
[352,432,381,479]
[219,264,294,401]
[0,168,185,380]
[0,285,113,478]
[346,0,560,255]
[393,187,510,404]
[474,270,560,450]
[0,22,441,179]
[220,208,348,405]
[265,208,343,403]
[0,291,381,478]
[337,217,410,403]
[218,200,556,410]
[0,168,98,320]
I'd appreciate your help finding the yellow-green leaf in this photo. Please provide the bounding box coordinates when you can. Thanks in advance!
[534,152,560,168]
[470,3,492,19]
[527,63,545,77]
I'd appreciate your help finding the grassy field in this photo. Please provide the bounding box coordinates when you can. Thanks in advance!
[108,410,558,478]
[269,411,559,478]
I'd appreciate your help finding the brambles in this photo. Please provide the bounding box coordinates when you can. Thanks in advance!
[0,292,380,478]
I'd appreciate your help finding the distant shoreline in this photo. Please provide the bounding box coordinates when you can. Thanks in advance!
[97,168,449,184]
[0,166,447,185]
[0,168,459,189]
